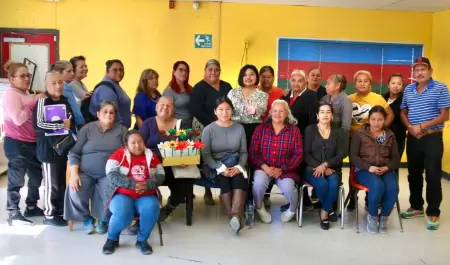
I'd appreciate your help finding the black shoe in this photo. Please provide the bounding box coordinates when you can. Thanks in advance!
[280,203,290,212]
[24,207,44,217]
[158,204,175,222]
[135,240,153,255]
[7,212,33,226]
[320,217,330,230]
[43,216,68,227]
[103,239,119,255]
[328,212,338,223]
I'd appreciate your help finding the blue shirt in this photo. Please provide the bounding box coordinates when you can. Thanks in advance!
[89,77,132,128]
[401,79,450,130]
[62,82,85,126]
[132,92,159,127]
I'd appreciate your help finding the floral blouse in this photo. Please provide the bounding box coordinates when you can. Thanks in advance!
[227,87,268,124]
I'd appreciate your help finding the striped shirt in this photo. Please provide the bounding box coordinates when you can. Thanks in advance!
[400,79,450,130]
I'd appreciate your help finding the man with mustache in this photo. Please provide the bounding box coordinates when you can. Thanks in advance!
[400,57,450,230]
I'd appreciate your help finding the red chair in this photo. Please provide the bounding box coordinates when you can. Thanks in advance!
[346,167,403,233]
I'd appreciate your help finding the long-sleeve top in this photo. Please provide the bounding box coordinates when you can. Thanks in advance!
[68,122,127,178]
[162,86,192,128]
[303,124,348,174]
[228,87,268,124]
[201,122,248,170]
[132,92,159,127]
[62,82,85,126]
[189,80,232,127]
[282,89,318,135]
[383,92,406,143]
[89,77,131,128]
[249,122,303,182]
[69,80,89,105]
[322,91,352,132]
[1,87,38,142]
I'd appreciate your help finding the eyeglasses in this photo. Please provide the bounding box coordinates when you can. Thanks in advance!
[110,68,124,73]
[13,73,32,79]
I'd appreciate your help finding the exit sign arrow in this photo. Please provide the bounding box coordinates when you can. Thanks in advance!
[194,34,212,48]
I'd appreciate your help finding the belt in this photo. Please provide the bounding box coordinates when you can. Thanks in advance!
[424,129,443,135]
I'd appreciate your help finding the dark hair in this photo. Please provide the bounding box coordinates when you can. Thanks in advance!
[368,105,387,119]
[136,69,161,96]
[259,65,274,76]
[106,59,124,72]
[308,66,321,75]
[214,96,234,111]
[70,56,86,70]
[124,130,143,145]
[238,64,259,87]
[388,73,404,84]
[330,74,347,91]
[170,61,192,94]
[317,102,334,114]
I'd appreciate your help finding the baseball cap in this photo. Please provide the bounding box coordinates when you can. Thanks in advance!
[413,57,432,68]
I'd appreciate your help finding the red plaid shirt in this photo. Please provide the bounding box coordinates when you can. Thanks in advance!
[249,122,303,182]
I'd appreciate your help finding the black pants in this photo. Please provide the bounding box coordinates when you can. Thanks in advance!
[406,133,443,217]
[242,123,259,201]
[217,174,248,194]
[4,137,43,214]
[163,166,190,207]
[42,156,67,217]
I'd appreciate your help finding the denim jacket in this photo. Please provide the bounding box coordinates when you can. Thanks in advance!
[202,152,240,182]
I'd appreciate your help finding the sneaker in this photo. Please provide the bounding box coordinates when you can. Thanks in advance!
[7,212,33,226]
[102,239,119,255]
[95,220,108,234]
[366,214,379,234]
[83,217,95,234]
[43,216,68,227]
[401,208,424,219]
[256,205,272,224]
[263,196,271,208]
[328,212,338,223]
[229,216,240,234]
[281,209,295,223]
[427,216,440,230]
[128,220,140,235]
[135,240,153,255]
[379,216,388,234]
[24,207,44,217]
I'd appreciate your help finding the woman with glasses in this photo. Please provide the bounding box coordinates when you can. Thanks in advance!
[64,101,127,234]
[89,59,131,128]
[2,61,46,225]
[132,69,161,129]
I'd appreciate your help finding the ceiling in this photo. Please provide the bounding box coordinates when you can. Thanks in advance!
[175,0,450,12]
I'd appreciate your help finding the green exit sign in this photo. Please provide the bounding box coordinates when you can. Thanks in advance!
[194,34,212,48]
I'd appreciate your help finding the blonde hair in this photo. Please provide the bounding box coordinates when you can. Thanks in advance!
[291,69,306,79]
[49,60,72,73]
[353,70,372,83]
[4,60,27,78]
[270,99,298,125]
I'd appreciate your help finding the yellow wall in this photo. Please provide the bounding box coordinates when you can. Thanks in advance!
[431,9,450,172]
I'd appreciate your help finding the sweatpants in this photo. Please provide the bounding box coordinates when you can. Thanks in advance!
[42,156,67,218]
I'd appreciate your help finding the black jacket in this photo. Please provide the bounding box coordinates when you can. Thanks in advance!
[282,89,318,136]
[33,94,76,163]
[383,92,406,143]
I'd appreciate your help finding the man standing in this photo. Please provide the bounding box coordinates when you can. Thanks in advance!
[400,57,450,230]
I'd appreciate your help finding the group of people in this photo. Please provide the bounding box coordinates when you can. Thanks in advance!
[2,55,448,255]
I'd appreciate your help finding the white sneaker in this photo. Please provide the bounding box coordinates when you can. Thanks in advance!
[256,204,272,224]
[281,209,296,223]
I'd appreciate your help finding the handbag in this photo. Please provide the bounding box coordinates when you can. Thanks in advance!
[52,131,77,156]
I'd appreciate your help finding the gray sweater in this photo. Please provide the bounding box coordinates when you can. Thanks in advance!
[68,122,127,178]
[201,122,248,169]
[163,86,192,127]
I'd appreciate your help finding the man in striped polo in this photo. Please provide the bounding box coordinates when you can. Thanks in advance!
[400,57,450,230]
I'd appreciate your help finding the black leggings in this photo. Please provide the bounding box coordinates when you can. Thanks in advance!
[162,166,191,207]
[217,174,248,194]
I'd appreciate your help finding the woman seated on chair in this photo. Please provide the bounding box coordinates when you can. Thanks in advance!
[350,106,400,234]
[249,99,303,224]
[201,96,248,234]
[140,96,191,222]
[102,130,164,255]
[303,102,348,230]
[64,101,127,234]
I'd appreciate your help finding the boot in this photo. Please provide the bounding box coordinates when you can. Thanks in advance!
[230,189,247,234]
[219,192,232,217]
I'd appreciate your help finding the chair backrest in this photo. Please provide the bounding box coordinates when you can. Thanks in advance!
[349,166,369,192]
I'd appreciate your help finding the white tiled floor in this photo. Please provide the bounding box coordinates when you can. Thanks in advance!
[0,168,449,265]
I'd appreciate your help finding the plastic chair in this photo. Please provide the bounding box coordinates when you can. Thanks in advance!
[345,167,404,233]
[298,181,345,228]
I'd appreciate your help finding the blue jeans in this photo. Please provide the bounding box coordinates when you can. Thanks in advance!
[304,172,341,212]
[355,170,399,217]
[108,194,160,242]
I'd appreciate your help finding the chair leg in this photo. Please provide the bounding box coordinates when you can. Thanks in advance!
[157,221,163,246]
[68,220,73,232]
[339,186,345,229]
[344,188,353,209]
[396,199,404,232]
[355,190,359,233]
[298,186,304,227]
[186,182,193,226]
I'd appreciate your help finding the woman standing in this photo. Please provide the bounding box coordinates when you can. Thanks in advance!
[322,74,352,132]
[69,56,91,105]
[133,69,161,129]
[33,71,76,226]
[162,61,192,128]
[307,67,327,101]
[227,64,268,146]
[259,66,284,121]
[2,61,45,225]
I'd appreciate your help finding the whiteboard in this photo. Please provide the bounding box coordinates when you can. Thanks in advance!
[10,43,49,93]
